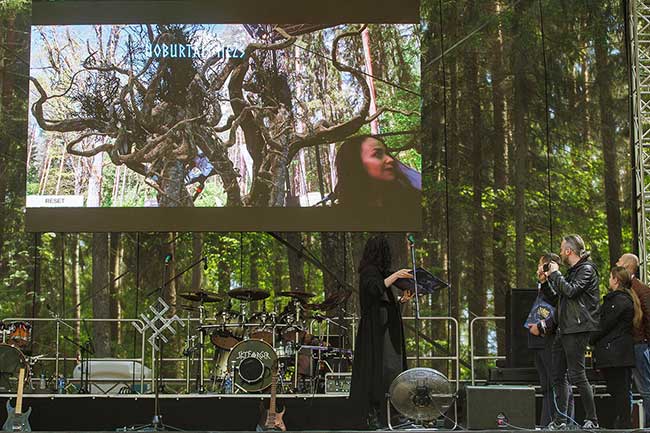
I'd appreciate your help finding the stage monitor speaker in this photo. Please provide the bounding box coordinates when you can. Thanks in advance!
[505,288,537,368]
[465,385,536,429]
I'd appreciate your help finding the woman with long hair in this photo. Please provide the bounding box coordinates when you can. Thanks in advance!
[334,135,420,207]
[590,266,643,428]
[349,235,413,428]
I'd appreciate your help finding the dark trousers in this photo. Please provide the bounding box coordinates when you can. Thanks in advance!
[534,344,575,426]
[551,332,597,423]
[633,343,650,427]
[601,367,632,429]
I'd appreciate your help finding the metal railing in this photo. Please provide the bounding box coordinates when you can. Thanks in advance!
[469,316,505,385]
[2,317,147,392]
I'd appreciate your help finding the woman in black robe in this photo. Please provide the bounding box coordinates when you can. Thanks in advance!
[350,236,413,428]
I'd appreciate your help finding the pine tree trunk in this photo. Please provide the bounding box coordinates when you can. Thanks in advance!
[594,4,622,265]
[286,232,306,291]
[109,233,121,346]
[191,233,203,291]
[464,1,487,358]
[490,0,509,355]
[92,233,112,357]
[513,0,531,287]
[87,153,103,207]
[71,234,81,354]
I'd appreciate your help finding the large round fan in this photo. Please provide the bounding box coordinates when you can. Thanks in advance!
[388,368,453,422]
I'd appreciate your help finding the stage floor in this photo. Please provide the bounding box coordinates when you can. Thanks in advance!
[2,393,640,432]
[1,393,357,431]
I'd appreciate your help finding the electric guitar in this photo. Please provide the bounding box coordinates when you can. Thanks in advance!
[3,369,32,432]
[256,360,285,432]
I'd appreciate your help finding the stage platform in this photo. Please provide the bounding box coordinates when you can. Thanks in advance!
[2,392,642,431]
[1,393,358,431]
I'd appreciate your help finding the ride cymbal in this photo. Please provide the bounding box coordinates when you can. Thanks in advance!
[227,287,270,301]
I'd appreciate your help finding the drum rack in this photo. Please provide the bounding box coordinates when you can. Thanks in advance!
[0,315,460,398]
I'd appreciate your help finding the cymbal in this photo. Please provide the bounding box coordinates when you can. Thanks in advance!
[227,287,269,301]
[278,291,315,300]
[179,290,222,303]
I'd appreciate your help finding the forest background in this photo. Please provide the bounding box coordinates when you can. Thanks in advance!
[0,0,632,382]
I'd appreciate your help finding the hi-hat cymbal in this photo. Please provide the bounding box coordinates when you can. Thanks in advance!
[227,287,269,301]
[179,290,222,303]
[278,291,316,300]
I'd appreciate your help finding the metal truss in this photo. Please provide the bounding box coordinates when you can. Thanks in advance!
[630,0,650,282]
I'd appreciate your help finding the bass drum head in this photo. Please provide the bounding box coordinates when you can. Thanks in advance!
[0,344,29,392]
[227,339,277,393]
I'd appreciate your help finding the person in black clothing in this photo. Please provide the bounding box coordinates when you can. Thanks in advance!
[540,234,600,429]
[349,235,414,428]
[590,266,643,429]
[528,252,570,426]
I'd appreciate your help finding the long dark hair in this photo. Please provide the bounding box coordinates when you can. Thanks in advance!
[610,266,643,329]
[358,235,392,276]
[334,135,417,206]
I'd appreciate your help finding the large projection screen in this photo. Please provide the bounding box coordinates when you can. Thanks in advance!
[26,0,421,232]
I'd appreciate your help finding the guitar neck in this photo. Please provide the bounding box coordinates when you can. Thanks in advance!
[15,368,25,415]
[269,366,277,414]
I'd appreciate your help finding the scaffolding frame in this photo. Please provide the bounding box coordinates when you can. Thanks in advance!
[630,0,650,282]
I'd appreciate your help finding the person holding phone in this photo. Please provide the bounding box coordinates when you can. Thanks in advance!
[349,235,413,428]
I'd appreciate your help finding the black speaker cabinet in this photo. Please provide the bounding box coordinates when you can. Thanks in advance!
[505,288,538,367]
[465,385,536,429]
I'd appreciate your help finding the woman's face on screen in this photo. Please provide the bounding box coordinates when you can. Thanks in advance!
[360,138,395,182]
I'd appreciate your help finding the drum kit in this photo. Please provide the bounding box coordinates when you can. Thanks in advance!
[179,287,352,394]
[0,321,41,392]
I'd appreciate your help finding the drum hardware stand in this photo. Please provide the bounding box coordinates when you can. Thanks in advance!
[60,334,94,393]
[128,298,185,431]
[408,235,421,367]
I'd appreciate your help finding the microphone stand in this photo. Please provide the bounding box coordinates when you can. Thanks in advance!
[408,237,420,368]
[145,256,208,298]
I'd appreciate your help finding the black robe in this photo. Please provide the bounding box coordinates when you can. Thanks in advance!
[349,264,407,427]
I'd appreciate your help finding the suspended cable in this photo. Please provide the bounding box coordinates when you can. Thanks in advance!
[425,0,525,69]
[538,0,554,250]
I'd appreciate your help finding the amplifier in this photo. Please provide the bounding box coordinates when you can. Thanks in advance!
[465,385,535,429]
[324,372,352,395]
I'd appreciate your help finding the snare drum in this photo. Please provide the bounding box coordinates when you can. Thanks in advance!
[0,344,29,392]
[5,322,31,349]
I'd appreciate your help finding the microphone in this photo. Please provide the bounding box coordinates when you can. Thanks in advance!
[407,233,416,245]
[203,257,208,270]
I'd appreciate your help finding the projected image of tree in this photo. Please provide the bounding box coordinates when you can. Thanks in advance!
[27,24,420,208]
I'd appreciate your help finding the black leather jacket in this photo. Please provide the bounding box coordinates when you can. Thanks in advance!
[540,256,600,334]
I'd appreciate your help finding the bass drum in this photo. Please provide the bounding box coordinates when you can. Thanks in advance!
[227,339,277,393]
[0,344,29,392]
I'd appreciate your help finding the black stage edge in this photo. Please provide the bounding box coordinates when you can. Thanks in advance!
[5,394,356,431]
[32,0,419,25]
[6,393,642,431]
